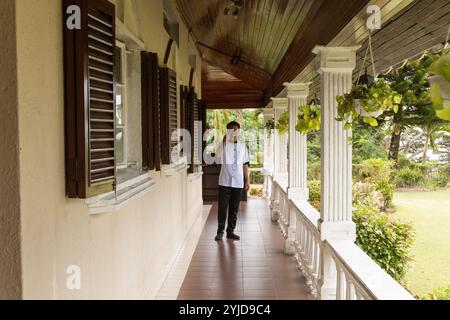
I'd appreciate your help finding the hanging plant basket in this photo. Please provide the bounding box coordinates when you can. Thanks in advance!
[296,102,321,134]
[264,118,275,137]
[354,99,384,117]
[275,111,289,135]
[336,33,402,129]
[336,79,402,129]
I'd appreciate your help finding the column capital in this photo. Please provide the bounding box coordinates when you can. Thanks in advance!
[271,97,288,110]
[262,108,274,117]
[283,82,312,99]
[312,46,361,73]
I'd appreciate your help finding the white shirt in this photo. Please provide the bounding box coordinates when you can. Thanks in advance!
[216,141,250,189]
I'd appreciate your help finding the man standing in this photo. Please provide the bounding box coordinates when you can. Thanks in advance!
[215,121,250,241]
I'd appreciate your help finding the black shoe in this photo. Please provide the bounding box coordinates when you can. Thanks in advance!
[215,233,223,241]
[226,232,240,240]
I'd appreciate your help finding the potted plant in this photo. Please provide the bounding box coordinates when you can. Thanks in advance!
[275,111,289,135]
[429,50,450,121]
[336,78,402,129]
[296,100,321,134]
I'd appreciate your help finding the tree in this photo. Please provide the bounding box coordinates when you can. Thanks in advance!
[380,54,436,162]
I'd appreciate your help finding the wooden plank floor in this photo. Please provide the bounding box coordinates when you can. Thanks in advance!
[177,199,312,300]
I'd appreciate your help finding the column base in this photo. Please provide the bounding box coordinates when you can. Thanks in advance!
[287,187,309,200]
[318,220,356,242]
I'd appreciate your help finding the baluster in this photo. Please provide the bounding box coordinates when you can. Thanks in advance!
[346,280,355,300]
[336,267,346,300]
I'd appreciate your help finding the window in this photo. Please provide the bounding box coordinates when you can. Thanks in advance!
[64,0,158,204]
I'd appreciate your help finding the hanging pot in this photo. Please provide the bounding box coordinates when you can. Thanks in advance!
[354,99,383,117]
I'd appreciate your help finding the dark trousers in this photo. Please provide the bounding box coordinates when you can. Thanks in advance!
[217,186,242,234]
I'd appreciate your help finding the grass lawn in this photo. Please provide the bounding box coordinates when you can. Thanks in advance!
[394,188,450,297]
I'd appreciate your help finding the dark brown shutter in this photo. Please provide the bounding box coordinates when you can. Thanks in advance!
[151,54,161,171]
[187,87,201,173]
[141,52,158,171]
[159,67,178,165]
[64,0,116,198]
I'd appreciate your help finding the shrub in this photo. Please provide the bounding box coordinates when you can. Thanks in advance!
[308,180,321,211]
[307,162,321,181]
[249,171,264,184]
[394,167,424,187]
[353,182,384,209]
[353,204,415,281]
[353,159,395,208]
[249,186,263,198]
[421,285,450,300]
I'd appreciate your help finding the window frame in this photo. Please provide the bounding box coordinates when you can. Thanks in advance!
[115,40,128,170]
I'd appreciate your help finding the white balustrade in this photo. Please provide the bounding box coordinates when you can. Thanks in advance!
[324,240,415,300]
[268,178,415,300]
[290,198,322,298]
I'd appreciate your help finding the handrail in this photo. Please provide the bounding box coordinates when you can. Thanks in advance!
[325,240,415,300]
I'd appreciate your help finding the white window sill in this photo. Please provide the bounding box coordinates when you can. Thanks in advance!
[86,173,156,215]
[161,157,189,176]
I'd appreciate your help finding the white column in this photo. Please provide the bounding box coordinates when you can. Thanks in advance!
[271,98,288,182]
[284,82,311,200]
[313,46,360,300]
[282,82,311,255]
[262,108,274,198]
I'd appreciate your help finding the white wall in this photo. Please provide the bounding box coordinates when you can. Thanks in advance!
[14,0,203,299]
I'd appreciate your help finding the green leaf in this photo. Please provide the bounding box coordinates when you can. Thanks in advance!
[363,116,378,127]
[430,83,444,110]
[436,107,450,121]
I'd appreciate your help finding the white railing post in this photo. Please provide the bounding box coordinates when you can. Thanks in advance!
[283,82,311,255]
[313,46,360,300]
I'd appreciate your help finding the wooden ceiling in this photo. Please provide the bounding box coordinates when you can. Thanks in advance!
[294,0,450,101]
[175,0,370,108]
[201,63,264,109]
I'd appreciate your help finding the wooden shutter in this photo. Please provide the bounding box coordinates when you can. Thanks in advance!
[187,87,201,173]
[64,0,116,198]
[159,67,178,165]
[141,52,161,171]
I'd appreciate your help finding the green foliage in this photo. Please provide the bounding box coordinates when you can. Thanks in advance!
[307,180,321,211]
[353,204,415,281]
[353,182,384,210]
[336,79,402,129]
[421,285,450,300]
[307,134,321,163]
[276,111,289,134]
[393,157,449,189]
[307,162,321,181]
[429,50,450,119]
[296,103,321,134]
[395,167,424,187]
[353,159,396,208]
[352,125,388,163]
[264,118,275,137]
[249,171,264,184]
